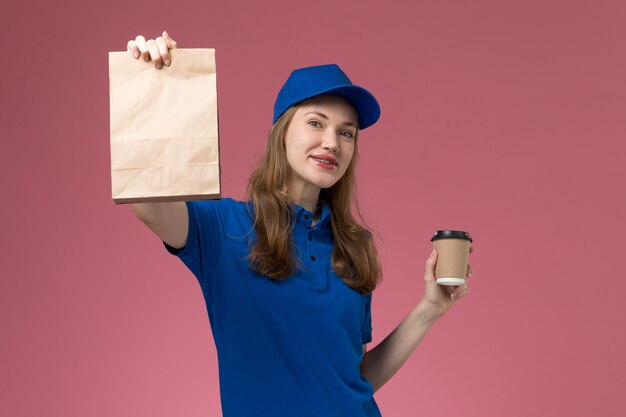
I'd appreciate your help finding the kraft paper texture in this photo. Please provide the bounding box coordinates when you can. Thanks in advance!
[433,239,470,279]
[108,48,220,203]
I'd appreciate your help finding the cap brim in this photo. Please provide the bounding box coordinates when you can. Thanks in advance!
[309,85,380,130]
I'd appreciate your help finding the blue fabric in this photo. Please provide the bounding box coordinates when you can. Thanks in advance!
[163,198,382,417]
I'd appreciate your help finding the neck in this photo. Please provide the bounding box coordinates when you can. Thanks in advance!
[290,193,319,213]
[288,181,321,213]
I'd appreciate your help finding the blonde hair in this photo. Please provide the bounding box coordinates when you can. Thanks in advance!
[245,103,382,294]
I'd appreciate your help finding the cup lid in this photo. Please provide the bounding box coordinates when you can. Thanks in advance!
[431,230,473,242]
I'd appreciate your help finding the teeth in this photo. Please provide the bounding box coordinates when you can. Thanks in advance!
[312,157,335,165]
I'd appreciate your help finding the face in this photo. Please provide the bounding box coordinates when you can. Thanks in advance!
[283,95,358,199]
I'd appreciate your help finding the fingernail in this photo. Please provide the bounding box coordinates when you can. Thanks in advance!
[144,55,150,62]
[133,51,139,59]
[163,58,170,66]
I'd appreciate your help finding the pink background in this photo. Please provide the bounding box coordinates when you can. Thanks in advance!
[2,0,625,416]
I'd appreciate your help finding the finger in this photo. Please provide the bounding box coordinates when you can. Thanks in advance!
[162,30,178,49]
[135,35,150,62]
[450,283,469,300]
[156,36,171,66]
[146,39,163,69]
[424,249,437,284]
[454,284,470,299]
[469,246,474,254]
[466,263,473,277]
[127,40,140,59]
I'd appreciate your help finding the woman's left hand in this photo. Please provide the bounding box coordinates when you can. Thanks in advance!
[420,247,473,318]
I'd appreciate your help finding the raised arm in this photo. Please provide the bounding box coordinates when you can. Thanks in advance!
[132,202,188,249]
[126,31,188,249]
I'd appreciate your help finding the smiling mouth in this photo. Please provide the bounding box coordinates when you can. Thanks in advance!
[310,156,337,166]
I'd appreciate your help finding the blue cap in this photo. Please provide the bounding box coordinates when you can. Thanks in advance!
[273,64,381,130]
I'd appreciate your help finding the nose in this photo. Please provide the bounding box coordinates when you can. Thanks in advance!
[321,130,339,153]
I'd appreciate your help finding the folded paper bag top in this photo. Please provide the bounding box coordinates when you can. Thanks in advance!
[108,48,221,204]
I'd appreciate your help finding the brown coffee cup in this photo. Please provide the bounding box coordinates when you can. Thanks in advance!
[430,230,473,286]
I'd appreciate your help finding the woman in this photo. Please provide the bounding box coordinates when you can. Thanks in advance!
[128,31,473,417]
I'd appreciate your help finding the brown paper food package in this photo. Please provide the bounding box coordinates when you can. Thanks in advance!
[108,48,220,204]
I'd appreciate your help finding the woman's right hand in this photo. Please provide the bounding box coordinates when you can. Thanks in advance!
[127,31,178,70]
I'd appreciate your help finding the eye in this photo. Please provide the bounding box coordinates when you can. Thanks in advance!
[308,120,321,128]
[341,130,355,139]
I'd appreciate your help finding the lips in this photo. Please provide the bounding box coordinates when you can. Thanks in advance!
[310,154,338,166]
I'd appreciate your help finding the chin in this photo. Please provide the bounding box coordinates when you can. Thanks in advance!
[301,168,344,190]
[313,178,341,189]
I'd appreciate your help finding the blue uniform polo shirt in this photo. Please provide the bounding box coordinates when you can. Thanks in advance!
[163,198,382,417]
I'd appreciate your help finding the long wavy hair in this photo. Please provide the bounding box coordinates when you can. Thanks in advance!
[245,102,382,295]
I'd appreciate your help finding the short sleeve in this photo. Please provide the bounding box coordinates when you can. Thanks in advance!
[361,292,373,344]
[163,198,232,288]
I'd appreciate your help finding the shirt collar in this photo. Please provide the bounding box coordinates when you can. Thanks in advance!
[246,199,333,229]
[294,201,332,228]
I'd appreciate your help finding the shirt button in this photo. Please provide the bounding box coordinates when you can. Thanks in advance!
[308,235,312,241]
[310,255,316,261]
[304,214,310,220]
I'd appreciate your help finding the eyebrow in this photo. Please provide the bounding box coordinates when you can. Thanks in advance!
[304,111,357,129]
